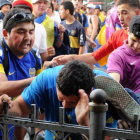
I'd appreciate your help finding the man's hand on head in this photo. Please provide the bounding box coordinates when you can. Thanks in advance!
[52,55,75,65]
[75,89,89,126]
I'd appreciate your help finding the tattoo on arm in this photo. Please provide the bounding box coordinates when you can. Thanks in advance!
[9,112,20,117]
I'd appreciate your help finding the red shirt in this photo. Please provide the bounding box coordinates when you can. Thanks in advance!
[92,29,128,66]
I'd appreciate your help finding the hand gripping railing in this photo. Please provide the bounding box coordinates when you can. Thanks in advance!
[0,89,140,140]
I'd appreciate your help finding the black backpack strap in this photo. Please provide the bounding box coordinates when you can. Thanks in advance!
[30,49,39,72]
[82,14,86,27]
[1,41,9,76]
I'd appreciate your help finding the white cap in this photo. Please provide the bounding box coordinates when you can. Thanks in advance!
[32,0,48,4]
[86,3,94,9]
[32,0,38,3]
[83,1,88,5]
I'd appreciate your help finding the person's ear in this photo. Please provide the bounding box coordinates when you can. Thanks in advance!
[3,29,8,40]
[135,9,140,15]
[127,27,130,32]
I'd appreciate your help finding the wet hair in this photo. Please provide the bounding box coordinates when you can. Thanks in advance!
[57,60,95,96]
[129,15,140,39]
[3,8,34,33]
[116,0,140,9]
[60,1,74,15]
[50,2,54,11]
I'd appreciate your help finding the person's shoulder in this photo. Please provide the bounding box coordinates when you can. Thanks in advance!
[113,29,127,35]
[0,12,4,19]
[113,43,126,53]
[74,19,84,28]
[109,43,126,60]
[35,22,44,29]
[61,20,66,25]
[43,65,64,78]
[93,69,109,77]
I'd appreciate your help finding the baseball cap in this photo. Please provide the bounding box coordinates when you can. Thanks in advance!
[95,5,100,10]
[12,0,33,12]
[32,0,48,4]
[0,0,12,10]
[129,15,140,39]
[86,4,94,9]
[83,1,88,5]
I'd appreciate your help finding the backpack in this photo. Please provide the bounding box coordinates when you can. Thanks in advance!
[1,41,39,76]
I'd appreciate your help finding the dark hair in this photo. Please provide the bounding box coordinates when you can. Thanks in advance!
[50,2,54,11]
[60,1,74,15]
[116,0,140,9]
[3,8,34,33]
[57,60,95,96]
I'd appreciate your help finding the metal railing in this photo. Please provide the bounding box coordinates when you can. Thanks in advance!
[0,89,140,140]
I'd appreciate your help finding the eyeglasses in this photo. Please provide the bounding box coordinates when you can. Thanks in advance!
[7,13,34,23]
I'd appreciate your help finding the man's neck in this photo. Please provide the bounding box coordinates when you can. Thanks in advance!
[66,15,75,25]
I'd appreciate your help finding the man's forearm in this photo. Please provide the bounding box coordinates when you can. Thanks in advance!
[73,53,97,65]
[0,77,35,97]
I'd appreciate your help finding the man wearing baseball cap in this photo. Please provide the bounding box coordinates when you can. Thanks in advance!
[0,0,12,19]
[86,3,101,52]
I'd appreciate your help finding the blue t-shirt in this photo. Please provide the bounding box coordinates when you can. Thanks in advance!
[22,66,117,140]
[0,40,42,80]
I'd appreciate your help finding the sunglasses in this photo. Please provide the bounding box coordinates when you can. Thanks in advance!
[7,13,34,23]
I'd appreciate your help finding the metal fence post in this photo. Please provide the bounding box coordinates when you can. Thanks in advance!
[30,104,36,140]
[3,102,9,140]
[89,89,108,140]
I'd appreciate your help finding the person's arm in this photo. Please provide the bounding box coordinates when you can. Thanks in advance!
[90,15,99,40]
[78,46,85,54]
[9,95,31,140]
[53,30,120,66]
[40,47,56,62]
[107,49,123,84]
[108,72,121,83]
[53,53,97,65]
[0,73,35,97]
[9,95,30,117]
[86,35,97,48]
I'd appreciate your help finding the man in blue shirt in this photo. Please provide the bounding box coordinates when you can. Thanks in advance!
[0,8,42,139]
[0,8,42,98]
[1,59,118,140]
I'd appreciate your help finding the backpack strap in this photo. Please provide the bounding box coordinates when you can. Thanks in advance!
[0,41,39,76]
[1,41,9,76]
[30,49,39,72]
[82,14,86,27]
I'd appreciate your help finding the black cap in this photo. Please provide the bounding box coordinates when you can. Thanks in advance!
[0,0,12,9]
[129,15,140,39]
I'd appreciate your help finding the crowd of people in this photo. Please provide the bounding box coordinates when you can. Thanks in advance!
[0,0,140,140]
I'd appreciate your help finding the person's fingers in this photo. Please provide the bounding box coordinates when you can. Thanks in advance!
[0,94,11,103]
[118,120,124,129]
[0,94,13,111]
[118,120,132,130]
[78,89,89,102]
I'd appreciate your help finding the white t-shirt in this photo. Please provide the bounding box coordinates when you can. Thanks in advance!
[51,11,61,24]
[33,23,47,54]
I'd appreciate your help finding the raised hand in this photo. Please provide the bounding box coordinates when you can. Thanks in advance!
[75,89,90,126]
